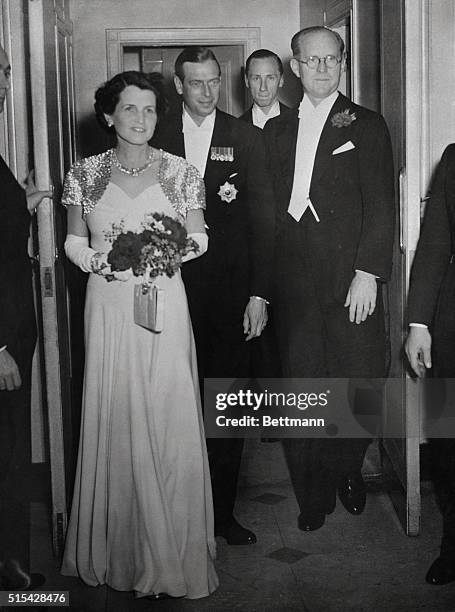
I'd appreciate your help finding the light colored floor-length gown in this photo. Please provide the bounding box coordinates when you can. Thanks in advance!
[61,180,218,599]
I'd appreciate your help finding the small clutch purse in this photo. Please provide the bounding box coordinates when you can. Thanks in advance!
[133,284,164,332]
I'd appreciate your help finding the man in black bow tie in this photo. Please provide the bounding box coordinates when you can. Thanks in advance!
[152,46,274,545]
[263,26,395,531]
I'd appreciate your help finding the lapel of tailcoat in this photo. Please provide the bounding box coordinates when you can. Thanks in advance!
[310,93,357,191]
[276,108,299,200]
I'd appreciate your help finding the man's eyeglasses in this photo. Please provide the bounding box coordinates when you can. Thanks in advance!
[295,55,342,70]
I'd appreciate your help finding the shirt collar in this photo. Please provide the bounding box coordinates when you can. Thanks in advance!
[182,104,216,132]
[252,99,281,119]
[298,91,339,118]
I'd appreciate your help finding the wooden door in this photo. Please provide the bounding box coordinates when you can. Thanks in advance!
[380,0,421,536]
[326,0,421,534]
[28,0,76,555]
[140,44,246,116]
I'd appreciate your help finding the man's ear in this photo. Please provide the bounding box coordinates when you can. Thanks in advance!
[290,58,300,79]
[278,74,284,88]
[244,72,250,90]
[341,52,347,74]
[174,74,183,95]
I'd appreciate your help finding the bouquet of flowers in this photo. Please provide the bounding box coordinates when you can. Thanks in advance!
[105,212,199,286]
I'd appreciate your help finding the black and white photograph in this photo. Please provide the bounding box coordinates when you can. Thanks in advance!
[1,0,455,610]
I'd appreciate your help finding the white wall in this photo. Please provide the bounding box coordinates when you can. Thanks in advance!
[427,0,455,187]
[69,0,301,152]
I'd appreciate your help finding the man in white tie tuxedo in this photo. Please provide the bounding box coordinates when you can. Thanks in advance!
[152,46,275,546]
[263,26,395,531]
[239,49,289,129]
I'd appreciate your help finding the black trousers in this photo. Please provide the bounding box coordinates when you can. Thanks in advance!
[250,308,282,378]
[275,243,387,515]
[429,439,455,561]
[0,361,33,572]
[428,264,455,560]
[184,276,251,529]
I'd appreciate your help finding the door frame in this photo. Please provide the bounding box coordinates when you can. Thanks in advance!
[106,27,260,79]
[325,0,428,535]
[380,0,429,536]
[106,28,260,115]
[28,0,76,555]
[400,0,430,534]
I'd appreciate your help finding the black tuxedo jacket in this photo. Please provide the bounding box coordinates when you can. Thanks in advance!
[264,93,395,308]
[151,109,275,304]
[0,156,36,576]
[238,101,289,125]
[408,145,455,329]
[0,156,36,368]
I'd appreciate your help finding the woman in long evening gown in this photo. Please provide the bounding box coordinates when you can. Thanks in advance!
[60,71,218,599]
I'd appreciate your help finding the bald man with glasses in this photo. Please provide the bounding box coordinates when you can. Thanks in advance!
[263,26,395,532]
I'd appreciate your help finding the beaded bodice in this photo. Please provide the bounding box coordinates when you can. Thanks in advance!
[61,149,205,221]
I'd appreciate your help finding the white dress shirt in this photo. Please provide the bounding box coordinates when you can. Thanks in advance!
[252,100,281,130]
[288,91,339,222]
[182,105,216,177]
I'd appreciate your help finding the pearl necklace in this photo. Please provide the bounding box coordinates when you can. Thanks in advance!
[113,148,155,177]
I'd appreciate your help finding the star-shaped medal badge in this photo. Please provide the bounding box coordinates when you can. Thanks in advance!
[218,181,238,204]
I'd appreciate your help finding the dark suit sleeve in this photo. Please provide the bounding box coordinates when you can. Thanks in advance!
[407,146,454,325]
[354,113,395,279]
[245,127,275,301]
[262,117,285,230]
[0,158,34,352]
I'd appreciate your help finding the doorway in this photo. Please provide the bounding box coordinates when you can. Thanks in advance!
[124,44,247,117]
[325,0,421,535]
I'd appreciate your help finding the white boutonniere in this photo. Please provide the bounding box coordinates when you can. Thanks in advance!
[331,109,357,128]
[218,181,238,203]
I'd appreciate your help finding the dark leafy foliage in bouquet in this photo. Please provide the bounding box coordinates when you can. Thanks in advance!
[106,212,199,280]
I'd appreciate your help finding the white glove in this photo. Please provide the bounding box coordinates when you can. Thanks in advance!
[182,232,208,263]
[64,234,109,274]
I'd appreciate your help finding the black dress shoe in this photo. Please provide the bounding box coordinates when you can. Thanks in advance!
[338,472,366,515]
[426,557,455,585]
[0,560,46,591]
[215,518,257,545]
[298,511,325,531]
[0,572,45,591]
[27,573,46,590]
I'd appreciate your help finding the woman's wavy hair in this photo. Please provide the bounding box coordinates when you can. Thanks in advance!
[94,70,167,131]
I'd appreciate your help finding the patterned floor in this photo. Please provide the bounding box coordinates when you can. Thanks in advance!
[30,442,455,612]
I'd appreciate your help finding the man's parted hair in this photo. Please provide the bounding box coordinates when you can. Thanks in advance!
[245,49,284,76]
[291,26,345,57]
[174,46,221,81]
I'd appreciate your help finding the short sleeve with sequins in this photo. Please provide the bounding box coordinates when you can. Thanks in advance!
[60,151,112,218]
[159,152,206,220]
[61,162,84,209]
[181,162,206,212]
